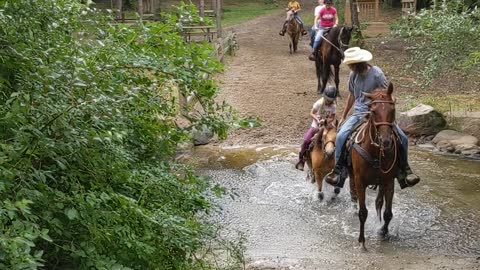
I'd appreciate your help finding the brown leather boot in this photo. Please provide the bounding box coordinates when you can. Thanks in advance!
[396,165,420,189]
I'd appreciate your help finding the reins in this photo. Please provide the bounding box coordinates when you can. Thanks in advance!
[320,27,348,57]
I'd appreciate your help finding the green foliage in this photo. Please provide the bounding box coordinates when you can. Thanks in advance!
[390,4,480,84]
[0,0,241,269]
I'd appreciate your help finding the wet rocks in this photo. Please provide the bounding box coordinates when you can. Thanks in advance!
[397,104,446,136]
[432,130,480,158]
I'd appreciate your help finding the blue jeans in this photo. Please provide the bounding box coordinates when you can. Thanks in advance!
[312,27,327,50]
[293,14,305,29]
[334,115,408,166]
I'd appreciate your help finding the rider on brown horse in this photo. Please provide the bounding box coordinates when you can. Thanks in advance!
[324,47,421,189]
[309,0,338,61]
[296,86,337,171]
[279,0,308,36]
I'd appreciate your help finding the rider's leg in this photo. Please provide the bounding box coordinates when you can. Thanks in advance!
[325,115,363,187]
[395,125,420,188]
[296,127,319,170]
[309,27,315,47]
[294,14,308,35]
[279,11,293,35]
[308,28,324,60]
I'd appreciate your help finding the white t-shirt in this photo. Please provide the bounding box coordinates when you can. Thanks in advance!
[313,5,325,28]
[311,97,336,128]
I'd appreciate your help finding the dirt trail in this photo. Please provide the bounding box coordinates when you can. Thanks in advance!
[217,2,350,146]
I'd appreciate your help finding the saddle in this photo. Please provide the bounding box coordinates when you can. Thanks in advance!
[345,118,402,171]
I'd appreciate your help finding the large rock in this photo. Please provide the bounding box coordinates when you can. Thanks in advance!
[444,111,480,139]
[432,129,480,157]
[397,104,446,136]
[192,125,213,146]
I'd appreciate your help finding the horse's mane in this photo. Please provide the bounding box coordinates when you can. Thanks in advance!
[369,89,393,101]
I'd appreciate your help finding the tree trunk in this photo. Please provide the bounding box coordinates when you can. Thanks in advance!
[351,0,364,47]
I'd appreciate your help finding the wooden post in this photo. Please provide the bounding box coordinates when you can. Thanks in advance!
[199,0,205,18]
[116,0,122,20]
[138,0,144,19]
[212,0,217,11]
[216,0,222,37]
[375,0,379,20]
[345,0,352,26]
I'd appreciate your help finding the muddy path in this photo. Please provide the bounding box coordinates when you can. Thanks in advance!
[217,2,350,146]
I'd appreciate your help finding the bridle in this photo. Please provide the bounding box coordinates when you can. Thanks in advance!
[355,99,398,174]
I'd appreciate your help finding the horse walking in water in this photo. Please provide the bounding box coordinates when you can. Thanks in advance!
[306,120,340,201]
[348,83,399,249]
[313,26,353,94]
[287,18,300,54]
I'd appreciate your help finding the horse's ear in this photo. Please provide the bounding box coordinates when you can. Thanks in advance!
[387,82,394,95]
[334,119,339,128]
[363,92,373,99]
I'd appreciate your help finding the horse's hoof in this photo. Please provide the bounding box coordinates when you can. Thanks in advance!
[317,192,324,201]
[334,187,341,194]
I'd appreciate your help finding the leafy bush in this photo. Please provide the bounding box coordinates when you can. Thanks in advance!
[0,0,241,269]
[390,4,480,84]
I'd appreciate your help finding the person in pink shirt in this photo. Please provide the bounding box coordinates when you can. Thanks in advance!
[308,0,338,61]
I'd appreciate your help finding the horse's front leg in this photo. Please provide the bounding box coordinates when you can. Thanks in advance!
[334,65,341,98]
[380,181,394,238]
[321,65,329,94]
[314,168,324,201]
[357,180,368,250]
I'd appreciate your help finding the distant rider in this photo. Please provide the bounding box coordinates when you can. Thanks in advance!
[279,0,308,36]
[308,0,338,61]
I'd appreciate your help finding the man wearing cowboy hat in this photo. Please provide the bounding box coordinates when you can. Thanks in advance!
[325,47,420,189]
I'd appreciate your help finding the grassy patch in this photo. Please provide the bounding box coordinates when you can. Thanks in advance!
[402,94,480,113]
[221,2,279,27]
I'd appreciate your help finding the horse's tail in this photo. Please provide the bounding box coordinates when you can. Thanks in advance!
[375,188,384,222]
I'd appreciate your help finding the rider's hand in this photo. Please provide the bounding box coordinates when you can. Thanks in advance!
[334,24,338,28]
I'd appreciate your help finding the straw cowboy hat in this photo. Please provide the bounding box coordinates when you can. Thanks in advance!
[342,47,373,65]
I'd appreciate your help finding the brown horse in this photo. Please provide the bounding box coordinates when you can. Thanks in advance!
[287,17,300,54]
[306,120,340,201]
[314,26,353,94]
[348,83,399,250]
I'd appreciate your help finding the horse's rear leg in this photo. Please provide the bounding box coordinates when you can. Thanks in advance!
[357,181,368,250]
[380,183,394,237]
[289,42,292,54]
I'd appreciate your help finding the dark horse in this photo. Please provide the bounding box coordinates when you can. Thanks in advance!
[348,82,399,250]
[314,26,353,94]
[287,17,300,54]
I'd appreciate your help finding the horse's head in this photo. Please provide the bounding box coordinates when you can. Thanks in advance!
[339,26,353,52]
[322,119,338,160]
[363,83,396,149]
